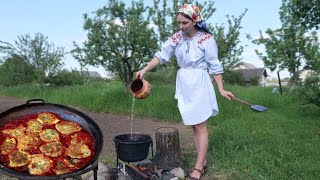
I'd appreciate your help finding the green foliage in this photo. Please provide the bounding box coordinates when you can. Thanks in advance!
[71,0,158,88]
[0,33,65,84]
[44,69,86,86]
[223,70,245,85]
[71,0,247,89]
[295,73,320,107]
[0,55,38,86]
[281,0,320,30]
[212,9,247,70]
[249,76,260,86]
[253,0,320,87]
[144,66,177,84]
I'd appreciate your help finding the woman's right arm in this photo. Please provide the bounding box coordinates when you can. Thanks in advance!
[136,32,181,79]
[135,57,160,79]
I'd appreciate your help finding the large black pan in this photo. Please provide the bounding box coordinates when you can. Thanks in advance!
[0,99,103,180]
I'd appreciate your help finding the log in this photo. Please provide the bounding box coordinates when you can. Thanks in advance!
[125,164,150,180]
[152,127,182,170]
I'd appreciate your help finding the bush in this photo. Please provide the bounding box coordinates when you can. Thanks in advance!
[0,55,38,86]
[296,73,320,107]
[249,76,260,86]
[145,66,177,84]
[45,70,85,86]
[223,70,245,85]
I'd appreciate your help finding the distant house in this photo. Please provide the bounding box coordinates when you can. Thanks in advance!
[232,62,268,86]
[299,69,317,82]
[83,71,103,79]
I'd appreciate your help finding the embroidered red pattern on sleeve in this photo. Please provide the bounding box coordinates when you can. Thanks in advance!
[171,32,182,45]
[198,34,212,44]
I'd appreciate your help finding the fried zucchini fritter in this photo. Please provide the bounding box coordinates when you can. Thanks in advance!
[40,142,64,157]
[0,137,16,155]
[2,125,26,139]
[26,119,43,133]
[37,112,60,125]
[55,120,82,135]
[66,143,91,159]
[17,132,39,151]
[39,129,60,142]
[8,150,29,167]
[28,154,53,175]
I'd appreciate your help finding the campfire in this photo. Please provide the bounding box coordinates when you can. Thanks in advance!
[117,160,185,180]
[115,127,186,180]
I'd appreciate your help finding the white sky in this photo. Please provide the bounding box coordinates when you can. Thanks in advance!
[0,0,291,78]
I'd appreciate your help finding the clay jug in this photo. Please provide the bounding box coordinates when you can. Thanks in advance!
[130,79,151,99]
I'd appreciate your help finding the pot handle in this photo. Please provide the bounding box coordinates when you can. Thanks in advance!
[26,99,46,104]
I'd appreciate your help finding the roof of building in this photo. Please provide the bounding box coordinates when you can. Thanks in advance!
[233,68,268,82]
[85,71,102,78]
[234,62,257,69]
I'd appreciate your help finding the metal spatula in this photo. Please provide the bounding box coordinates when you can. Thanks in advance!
[233,97,269,112]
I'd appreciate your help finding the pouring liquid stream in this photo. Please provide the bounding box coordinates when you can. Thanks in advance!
[130,96,135,139]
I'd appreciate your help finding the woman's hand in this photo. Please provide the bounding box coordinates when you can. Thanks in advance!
[135,57,160,79]
[212,74,235,100]
[219,89,234,100]
[135,69,147,79]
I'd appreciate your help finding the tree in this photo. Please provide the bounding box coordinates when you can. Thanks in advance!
[0,54,38,86]
[0,33,66,84]
[212,10,247,70]
[71,0,158,88]
[281,0,320,30]
[252,0,320,87]
[148,0,247,70]
[296,73,320,107]
[72,0,246,88]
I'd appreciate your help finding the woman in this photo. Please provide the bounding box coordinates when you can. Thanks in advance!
[136,4,234,180]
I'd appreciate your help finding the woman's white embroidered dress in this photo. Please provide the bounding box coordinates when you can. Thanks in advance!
[155,31,223,125]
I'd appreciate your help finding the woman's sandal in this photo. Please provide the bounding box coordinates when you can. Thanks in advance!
[203,161,208,174]
[188,168,204,180]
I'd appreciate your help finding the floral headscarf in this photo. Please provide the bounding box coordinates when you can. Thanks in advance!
[178,4,211,34]
[178,4,203,23]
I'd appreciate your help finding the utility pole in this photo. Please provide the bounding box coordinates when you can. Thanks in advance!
[277,71,283,94]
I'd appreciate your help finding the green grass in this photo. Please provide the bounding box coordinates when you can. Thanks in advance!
[0,81,181,121]
[207,86,320,179]
[0,81,319,179]
[209,108,320,179]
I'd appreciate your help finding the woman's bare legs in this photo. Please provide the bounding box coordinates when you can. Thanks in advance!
[190,121,208,179]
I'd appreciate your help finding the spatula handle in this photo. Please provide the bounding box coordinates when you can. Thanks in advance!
[232,97,252,106]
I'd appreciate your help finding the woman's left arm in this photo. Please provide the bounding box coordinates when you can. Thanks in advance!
[203,37,234,100]
[213,74,234,100]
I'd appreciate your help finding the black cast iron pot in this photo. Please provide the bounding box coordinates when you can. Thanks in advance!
[0,99,103,180]
[113,133,153,163]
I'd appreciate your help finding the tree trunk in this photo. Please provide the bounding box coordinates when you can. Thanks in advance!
[152,127,183,170]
